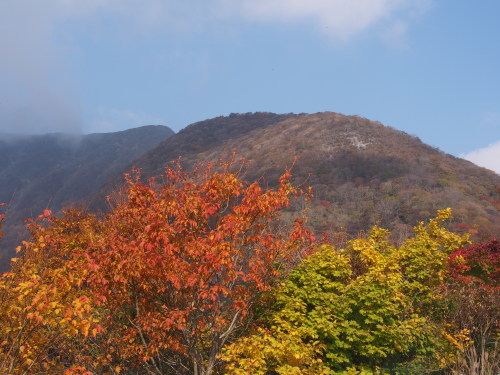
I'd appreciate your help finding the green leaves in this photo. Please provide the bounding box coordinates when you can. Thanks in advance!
[223,210,471,374]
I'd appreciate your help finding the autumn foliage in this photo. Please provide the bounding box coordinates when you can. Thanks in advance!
[0,159,498,375]
[222,209,473,374]
[444,239,499,374]
[0,209,102,374]
[0,159,314,374]
[84,159,313,374]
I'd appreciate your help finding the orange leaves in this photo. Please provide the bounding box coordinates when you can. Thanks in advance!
[63,366,94,375]
[38,209,52,219]
[0,209,103,374]
[0,157,314,374]
[80,158,314,373]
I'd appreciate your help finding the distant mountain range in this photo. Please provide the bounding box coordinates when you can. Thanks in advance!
[1,112,498,271]
[0,125,174,270]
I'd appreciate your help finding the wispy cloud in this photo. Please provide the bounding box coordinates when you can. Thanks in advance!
[0,1,83,133]
[0,1,223,134]
[49,0,434,40]
[0,2,121,133]
[227,0,433,41]
[0,0,433,134]
[461,140,500,175]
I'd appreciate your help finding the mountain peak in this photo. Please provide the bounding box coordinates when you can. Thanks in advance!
[114,111,498,242]
[1,112,498,272]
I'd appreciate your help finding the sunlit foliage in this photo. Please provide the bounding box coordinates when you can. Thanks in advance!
[0,159,313,375]
[222,210,471,374]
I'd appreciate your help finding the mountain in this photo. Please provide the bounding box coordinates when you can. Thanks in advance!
[2,112,499,271]
[98,112,499,246]
[94,112,298,194]
[0,125,174,270]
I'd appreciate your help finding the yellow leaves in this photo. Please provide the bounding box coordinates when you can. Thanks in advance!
[224,210,471,374]
[348,227,398,274]
[395,209,470,308]
[0,229,101,374]
[413,208,470,247]
[63,365,94,375]
[223,326,329,375]
[80,322,91,338]
[24,357,34,366]
[442,327,472,351]
[355,242,383,268]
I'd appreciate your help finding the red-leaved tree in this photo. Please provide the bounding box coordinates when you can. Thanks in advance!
[80,159,314,374]
[446,239,499,374]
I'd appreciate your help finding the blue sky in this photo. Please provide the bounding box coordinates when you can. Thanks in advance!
[1,0,499,173]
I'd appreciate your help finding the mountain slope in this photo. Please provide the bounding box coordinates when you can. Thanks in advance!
[0,125,174,270]
[124,112,298,178]
[103,112,499,244]
[2,112,498,271]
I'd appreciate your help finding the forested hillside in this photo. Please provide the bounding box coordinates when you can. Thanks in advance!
[100,112,499,245]
[2,112,499,271]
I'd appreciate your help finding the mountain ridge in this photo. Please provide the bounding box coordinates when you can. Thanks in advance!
[1,113,498,271]
[97,112,499,244]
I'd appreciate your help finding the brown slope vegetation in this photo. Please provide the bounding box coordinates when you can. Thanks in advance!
[0,125,174,271]
[118,112,298,178]
[98,112,499,246]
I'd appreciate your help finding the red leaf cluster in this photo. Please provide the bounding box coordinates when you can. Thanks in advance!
[83,159,314,371]
[448,239,499,287]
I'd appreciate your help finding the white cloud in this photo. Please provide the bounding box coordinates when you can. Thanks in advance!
[0,0,433,134]
[461,141,500,175]
[3,0,434,40]
[228,0,433,41]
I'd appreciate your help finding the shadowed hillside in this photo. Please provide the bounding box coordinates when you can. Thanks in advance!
[0,125,174,270]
